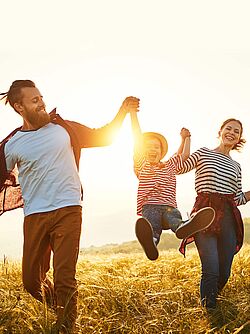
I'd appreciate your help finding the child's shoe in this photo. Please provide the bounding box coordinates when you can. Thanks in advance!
[175,207,215,239]
[135,218,159,260]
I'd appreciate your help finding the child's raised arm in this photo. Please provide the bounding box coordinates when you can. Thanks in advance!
[129,100,143,152]
[177,128,191,161]
[130,110,142,141]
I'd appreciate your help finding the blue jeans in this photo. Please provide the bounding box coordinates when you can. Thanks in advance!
[194,203,237,309]
[142,204,182,244]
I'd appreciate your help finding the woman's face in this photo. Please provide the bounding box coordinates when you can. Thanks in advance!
[219,120,242,149]
[144,137,162,164]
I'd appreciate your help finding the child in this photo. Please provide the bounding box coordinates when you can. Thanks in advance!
[130,110,215,261]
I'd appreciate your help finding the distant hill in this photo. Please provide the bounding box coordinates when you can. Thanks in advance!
[81,219,250,256]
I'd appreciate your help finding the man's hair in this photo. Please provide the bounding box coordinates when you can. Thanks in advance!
[0,80,36,110]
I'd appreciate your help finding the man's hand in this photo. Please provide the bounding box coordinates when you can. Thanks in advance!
[180,127,191,139]
[120,96,140,113]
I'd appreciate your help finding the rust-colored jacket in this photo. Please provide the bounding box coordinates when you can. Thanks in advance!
[179,192,244,256]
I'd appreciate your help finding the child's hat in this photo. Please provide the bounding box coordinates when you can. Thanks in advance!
[142,132,168,159]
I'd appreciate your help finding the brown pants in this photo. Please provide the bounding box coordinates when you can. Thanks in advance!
[22,205,82,332]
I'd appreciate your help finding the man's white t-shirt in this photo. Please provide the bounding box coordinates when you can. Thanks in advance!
[4,123,82,216]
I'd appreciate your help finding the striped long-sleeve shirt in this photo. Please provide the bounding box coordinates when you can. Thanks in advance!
[178,147,247,206]
[134,152,183,215]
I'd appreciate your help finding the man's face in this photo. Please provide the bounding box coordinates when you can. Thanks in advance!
[15,87,50,129]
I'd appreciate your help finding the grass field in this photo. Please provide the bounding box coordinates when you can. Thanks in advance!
[1,242,250,333]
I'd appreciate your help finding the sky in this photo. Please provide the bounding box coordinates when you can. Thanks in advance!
[1,0,250,259]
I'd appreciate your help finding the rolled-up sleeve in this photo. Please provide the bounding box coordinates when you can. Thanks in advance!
[234,167,248,206]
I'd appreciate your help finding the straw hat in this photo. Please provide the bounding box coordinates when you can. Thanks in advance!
[142,132,168,159]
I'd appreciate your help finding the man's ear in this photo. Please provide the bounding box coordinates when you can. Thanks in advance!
[14,102,23,114]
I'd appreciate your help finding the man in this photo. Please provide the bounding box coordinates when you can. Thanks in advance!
[0,80,139,333]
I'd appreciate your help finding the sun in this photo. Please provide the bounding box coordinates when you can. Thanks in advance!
[111,117,135,154]
[79,116,135,193]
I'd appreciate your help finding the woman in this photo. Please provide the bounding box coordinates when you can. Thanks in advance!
[178,118,250,309]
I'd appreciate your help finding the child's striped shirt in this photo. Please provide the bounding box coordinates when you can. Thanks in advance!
[134,152,183,216]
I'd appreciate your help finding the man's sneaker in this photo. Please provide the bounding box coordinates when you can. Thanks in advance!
[135,218,159,261]
[175,207,215,239]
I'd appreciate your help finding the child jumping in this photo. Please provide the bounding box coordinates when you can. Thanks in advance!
[130,110,215,261]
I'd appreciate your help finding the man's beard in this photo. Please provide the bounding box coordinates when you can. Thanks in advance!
[28,111,50,129]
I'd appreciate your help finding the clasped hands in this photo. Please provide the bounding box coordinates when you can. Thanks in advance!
[121,96,140,114]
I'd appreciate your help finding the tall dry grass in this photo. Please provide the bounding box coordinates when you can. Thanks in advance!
[0,245,250,333]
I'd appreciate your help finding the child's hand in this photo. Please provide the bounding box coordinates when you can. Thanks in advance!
[121,96,140,114]
[180,127,191,139]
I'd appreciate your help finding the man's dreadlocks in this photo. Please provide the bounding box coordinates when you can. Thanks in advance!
[0,80,36,110]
